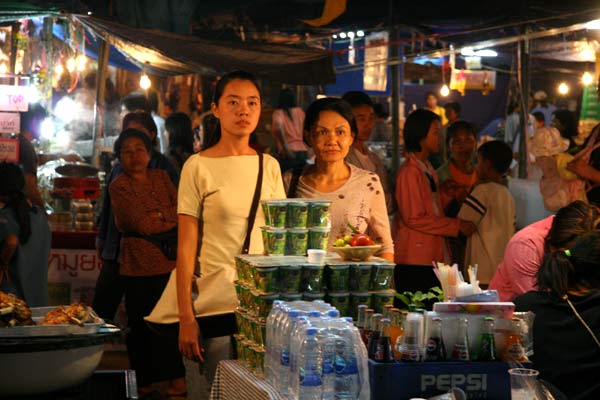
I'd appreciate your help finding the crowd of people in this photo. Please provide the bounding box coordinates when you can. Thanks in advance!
[2,70,600,399]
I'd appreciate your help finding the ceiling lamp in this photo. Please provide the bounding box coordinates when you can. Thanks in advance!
[582,71,594,86]
[54,64,64,76]
[440,84,450,97]
[474,49,497,57]
[140,73,151,90]
[585,19,600,30]
[357,30,364,37]
[66,57,76,72]
[558,82,569,95]
[460,47,475,56]
[339,32,347,39]
[347,31,355,38]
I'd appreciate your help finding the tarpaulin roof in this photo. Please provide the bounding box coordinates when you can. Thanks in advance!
[71,14,335,84]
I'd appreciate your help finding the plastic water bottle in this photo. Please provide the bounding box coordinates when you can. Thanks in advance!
[265,300,282,383]
[289,316,310,398]
[298,327,323,400]
[280,309,302,397]
[321,321,339,400]
[271,305,290,390]
[335,321,359,399]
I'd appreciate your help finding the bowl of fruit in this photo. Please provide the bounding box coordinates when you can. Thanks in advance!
[332,225,381,261]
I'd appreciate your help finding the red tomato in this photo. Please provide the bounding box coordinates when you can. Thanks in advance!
[350,233,374,246]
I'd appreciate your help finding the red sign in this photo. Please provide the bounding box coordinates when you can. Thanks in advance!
[0,137,19,162]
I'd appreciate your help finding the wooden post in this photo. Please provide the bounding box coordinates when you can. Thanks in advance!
[91,38,109,167]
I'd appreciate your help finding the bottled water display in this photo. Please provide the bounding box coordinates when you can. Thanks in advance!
[265,300,370,400]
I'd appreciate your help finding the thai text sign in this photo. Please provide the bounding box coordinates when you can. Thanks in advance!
[0,112,20,133]
[0,137,19,162]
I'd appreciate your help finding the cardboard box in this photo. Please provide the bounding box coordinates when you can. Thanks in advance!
[369,360,529,400]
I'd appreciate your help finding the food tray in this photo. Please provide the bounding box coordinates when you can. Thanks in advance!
[0,306,104,337]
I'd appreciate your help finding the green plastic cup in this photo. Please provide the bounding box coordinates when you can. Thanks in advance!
[370,263,395,291]
[287,201,309,228]
[260,200,271,226]
[308,200,332,227]
[371,290,396,313]
[253,292,279,319]
[350,292,372,319]
[350,264,373,292]
[301,264,324,293]
[308,227,330,250]
[254,345,265,378]
[279,265,302,293]
[260,227,269,256]
[234,308,246,334]
[327,265,350,292]
[254,266,279,294]
[286,228,309,256]
[265,228,286,255]
[266,200,287,228]
[327,292,350,317]
[233,334,245,360]
[303,292,326,301]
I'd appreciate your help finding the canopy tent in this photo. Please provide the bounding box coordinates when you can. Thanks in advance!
[70,15,335,85]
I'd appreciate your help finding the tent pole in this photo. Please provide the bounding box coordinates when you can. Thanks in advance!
[389,4,403,178]
[517,28,530,179]
[91,38,109,167]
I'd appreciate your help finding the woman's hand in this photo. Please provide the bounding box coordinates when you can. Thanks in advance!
[458,219,477,237]
[178,317,204,362]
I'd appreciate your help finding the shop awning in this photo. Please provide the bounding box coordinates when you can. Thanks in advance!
[71,15,336,85]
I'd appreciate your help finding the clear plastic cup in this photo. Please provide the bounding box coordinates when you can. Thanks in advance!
[508,368,539,400]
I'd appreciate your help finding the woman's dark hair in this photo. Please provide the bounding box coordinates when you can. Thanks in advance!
[166,112,194,154]
[537,201,600,297]
[537,233,600,297]
[373,103,388,119]
[122,110,158,145]
[552,109,578,140]
[0,163,32,244]
[278,88,296,119]
[403,109,440,153]
[205,70,262,150]
[446,120,476,148]
[342,91,374,108]
[302,97,357,147]
[113,128,153,159]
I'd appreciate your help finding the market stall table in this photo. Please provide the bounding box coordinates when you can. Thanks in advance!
[210,360,284,400]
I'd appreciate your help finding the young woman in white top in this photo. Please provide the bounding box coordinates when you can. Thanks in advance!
[176,71,285,385]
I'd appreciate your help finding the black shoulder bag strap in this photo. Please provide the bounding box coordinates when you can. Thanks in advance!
[241,152,264,254]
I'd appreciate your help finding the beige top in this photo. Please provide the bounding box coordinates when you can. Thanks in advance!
[458,181,516,284]
[178,154,286,311]
[285,163,394,254]
[345,146,393,213]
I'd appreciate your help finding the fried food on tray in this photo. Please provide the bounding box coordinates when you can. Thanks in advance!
[0,290,34,327]
[41,303,95,326]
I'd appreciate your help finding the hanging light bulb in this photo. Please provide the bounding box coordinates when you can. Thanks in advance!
[0,63,7,74]
[54,63,64,76]
[440,84,450,97]
[140,73,151,90]
[558,82,569,95]
[582,71,594,86]
[66,57,76,72]
[76,55,87,71]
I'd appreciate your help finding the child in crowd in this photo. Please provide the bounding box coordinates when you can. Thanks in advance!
[458,140,515,285]
[530,126,587,211]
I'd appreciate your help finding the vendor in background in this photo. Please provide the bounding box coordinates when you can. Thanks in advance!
[514,231,600,399]
[271,88,307,173]
[110,129,185,398]
[342,91,394,214]
[147,91,168,155]
[370,103,391,142]
[284,97,394,261]
[424,92,447,126]
[491,200,599,301]
[165,112,194,173]
[93,111,179,322]
[394,109,476,294]
[0,162,51,306]
[552,109,579,153]
[18,104,46,211]
[176,71,286,393]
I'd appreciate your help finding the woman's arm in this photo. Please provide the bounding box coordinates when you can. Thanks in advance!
[567,157,600,183]
[176,214,203,362]
[396,166,460,237]
[109,179,174,234]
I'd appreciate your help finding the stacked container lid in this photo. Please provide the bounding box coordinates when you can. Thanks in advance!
[260,199,331,256]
